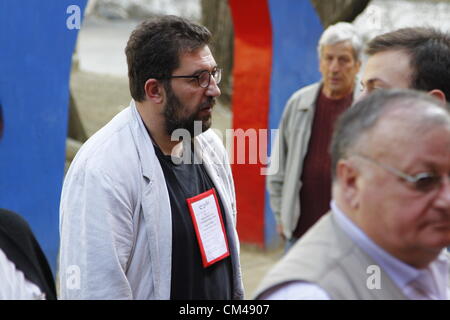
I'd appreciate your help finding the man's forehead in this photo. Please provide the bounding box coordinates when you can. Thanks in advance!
[362,50,412,87]
[321,41,355,56]
[177,46,216,71]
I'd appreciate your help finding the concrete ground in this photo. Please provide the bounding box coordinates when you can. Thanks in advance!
[239,244,283,298]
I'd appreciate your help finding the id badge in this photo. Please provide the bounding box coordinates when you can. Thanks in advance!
[186,188,230,267]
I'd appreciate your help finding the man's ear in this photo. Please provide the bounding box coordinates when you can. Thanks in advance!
[428,89,446,104]
[144,79,164,104]
[336,159,361,210]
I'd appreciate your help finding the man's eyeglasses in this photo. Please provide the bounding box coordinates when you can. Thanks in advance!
[354,154,449,193]
[164,68,222,88]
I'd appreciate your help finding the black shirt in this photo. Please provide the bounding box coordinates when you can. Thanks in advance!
[154,143,233,300]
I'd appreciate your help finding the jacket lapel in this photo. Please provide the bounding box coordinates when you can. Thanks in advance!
[129,102,172,299]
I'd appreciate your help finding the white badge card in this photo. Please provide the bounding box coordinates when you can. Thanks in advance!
[187,188,230,268]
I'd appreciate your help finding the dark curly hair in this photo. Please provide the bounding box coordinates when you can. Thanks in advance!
[125,15,212,102]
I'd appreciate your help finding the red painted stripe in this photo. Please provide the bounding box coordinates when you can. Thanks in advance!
[229,0,272,246]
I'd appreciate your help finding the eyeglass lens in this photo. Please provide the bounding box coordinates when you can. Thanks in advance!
[414,175,448,192]
[199,69,221,88]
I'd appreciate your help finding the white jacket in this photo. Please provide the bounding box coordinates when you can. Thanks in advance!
[58,101,243,299]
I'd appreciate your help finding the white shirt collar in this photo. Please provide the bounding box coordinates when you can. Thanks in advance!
[331,200,449,299]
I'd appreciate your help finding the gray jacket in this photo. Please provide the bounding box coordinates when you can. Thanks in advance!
[254,213,409,300]
[59,101,244,299]
[266,82,358,239]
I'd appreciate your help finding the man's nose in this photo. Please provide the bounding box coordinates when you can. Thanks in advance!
[206,76,221,97]
[329,59,340,72]
[435,176,450,212]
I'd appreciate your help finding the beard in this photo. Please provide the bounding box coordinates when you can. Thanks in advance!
[163,84,215,138]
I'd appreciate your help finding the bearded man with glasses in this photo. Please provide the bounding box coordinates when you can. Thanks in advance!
[256,89,450,300]
[59,15,243,300]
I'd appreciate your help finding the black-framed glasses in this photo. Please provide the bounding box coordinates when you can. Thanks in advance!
[354,153,449,193]
[165,68,222,88]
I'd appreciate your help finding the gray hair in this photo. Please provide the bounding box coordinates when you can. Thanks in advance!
[318,22,363,61]
[330,89,450,178]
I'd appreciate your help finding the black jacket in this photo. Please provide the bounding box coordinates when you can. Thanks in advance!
[0,209,56,299]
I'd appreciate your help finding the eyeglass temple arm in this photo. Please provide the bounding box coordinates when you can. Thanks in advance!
[355,154,418,183]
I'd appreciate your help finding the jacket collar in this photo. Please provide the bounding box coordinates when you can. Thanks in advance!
[297,82,322,111]
[129,100,157,181]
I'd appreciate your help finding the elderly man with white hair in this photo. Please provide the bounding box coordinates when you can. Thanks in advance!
[267,22,362,250]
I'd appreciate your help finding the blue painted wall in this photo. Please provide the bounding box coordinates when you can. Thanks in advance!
[0,0,87,272]
[265,0,323,247]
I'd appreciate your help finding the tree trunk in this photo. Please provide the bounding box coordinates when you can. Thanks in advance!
[310,0,371,28]
[201,0,234,106]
